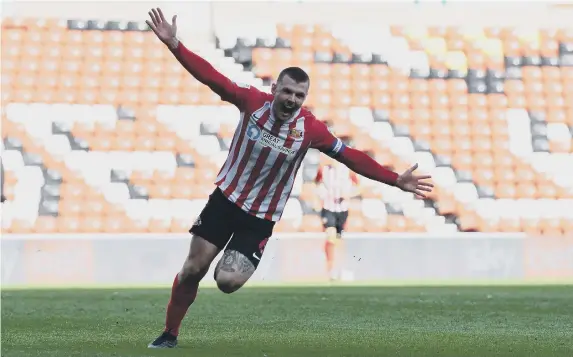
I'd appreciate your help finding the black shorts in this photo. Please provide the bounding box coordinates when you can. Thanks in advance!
[190,187,275,268]
[321,209,349,235]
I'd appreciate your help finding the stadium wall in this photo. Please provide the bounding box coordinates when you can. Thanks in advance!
[2,234,572,287]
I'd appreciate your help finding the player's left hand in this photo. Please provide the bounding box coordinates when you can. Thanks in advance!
[146,8,178,49]
[396,164,433,199]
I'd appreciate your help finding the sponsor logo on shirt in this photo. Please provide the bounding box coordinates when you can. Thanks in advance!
[246,123,262,141]
[260,132,296,156]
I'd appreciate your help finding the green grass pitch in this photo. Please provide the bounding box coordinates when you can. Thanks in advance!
[2,285,573,357]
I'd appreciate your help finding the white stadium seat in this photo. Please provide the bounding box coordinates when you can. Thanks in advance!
[125,199,150,221]
[195,135,222,157]
[102,183,130,204]
[453,183,479,203]
[349,107,374,130]
[2,150,25,171]
[43,134,72,160]
[282,198,303,223]
[361,199,387,220]
[390,137,415,156]
[370,122,395,142]
[408,51,430,77]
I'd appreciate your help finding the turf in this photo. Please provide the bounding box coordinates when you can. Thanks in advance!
[2,286,573,357]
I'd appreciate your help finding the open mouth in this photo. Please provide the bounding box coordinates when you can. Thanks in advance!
[280,102,296,116]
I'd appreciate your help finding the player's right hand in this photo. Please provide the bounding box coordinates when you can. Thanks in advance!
[395,163,433,199]
[146,8,178,48]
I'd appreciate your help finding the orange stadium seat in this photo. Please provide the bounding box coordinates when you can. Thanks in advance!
[1,17,571,236]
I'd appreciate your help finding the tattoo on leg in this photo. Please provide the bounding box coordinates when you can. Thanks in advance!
[219,250,237,273]
[237,253,254,274]
[218,250,255,275]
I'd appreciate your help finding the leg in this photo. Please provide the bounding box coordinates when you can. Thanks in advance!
[214,249,257,294]
[330,211,349,279]
[324,227,338,277]
[214,212,274,294]
[149,235,221,349]
[322,209,338,278]
[149,188,235,348]
[165,234,220,335]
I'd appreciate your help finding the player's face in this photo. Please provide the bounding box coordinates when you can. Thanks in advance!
[271,75,309,121]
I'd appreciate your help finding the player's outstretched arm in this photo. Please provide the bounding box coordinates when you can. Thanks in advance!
[310,120,433,199]
[146,8,252,108]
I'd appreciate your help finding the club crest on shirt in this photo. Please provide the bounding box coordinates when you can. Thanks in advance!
[289,128,303,139]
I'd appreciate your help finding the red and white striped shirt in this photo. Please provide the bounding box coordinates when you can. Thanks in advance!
[214,86,344,221]
[315,163,358,212]
[170,42,401,222]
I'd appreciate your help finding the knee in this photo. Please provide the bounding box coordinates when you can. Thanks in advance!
[180,259,208,283]
[215,272,245,294]
[325,227,337,241]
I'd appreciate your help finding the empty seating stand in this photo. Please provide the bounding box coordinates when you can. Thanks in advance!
[1,17,571,235]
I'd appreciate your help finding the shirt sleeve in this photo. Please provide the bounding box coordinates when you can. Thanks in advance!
[170,41,258,110]
[309,117,398,186]
[309,119,347,158]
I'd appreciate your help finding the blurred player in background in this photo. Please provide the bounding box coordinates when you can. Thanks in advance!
[145,8,433,349]
[1,158,6,203]
[314,129,360,280]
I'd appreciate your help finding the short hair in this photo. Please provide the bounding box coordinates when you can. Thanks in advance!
[277,67,310,84]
